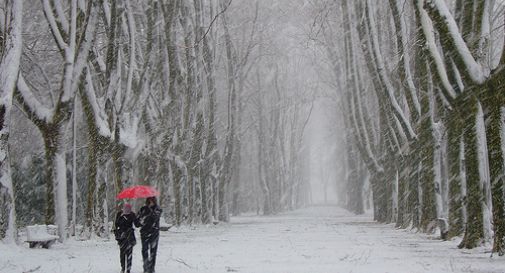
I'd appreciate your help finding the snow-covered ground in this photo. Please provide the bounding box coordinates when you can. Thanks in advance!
[2,205,504,273]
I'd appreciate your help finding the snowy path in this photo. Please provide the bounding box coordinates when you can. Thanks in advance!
[2,206,504,273]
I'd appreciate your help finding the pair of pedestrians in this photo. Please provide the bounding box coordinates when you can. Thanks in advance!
[114,197,162,273]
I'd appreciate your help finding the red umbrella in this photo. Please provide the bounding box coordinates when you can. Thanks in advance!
[116,185,160,199]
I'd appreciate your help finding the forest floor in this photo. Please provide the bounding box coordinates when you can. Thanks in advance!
[2,205,505,273]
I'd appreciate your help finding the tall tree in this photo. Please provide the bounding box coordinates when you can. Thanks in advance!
[0,0,23,243]
[15,0,97,242]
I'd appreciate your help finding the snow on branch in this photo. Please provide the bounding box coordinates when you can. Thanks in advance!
[102,0,111,27]
[0,5,5,31]
[426,0,490,84]
[0,0,23,107]
[392,0,421,117]
[120,112,145,161]
[60,0,78,108]
[351,89,383,173]
[0,1,23,219]
[68,1,98,102]
[53,0,70,34]
[42,0,68,50]
[416,0,457,99]
[124,0,136,105]
[366,0,417,140]
[16,75,53,123]
[84,70,112,138]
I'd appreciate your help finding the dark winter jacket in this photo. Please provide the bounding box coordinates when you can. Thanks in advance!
[114,212,140,246]
[137,205,162,238]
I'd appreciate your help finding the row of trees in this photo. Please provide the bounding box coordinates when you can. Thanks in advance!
[0,0,313,243]
[315,0,505,254]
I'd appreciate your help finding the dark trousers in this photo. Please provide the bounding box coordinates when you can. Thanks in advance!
[141,233,159,273]
[119,243,133,272]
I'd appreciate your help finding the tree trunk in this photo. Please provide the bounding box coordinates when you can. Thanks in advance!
[482,74,505,254]
[0,0,23,243]
[218,5,238,221]
[84,132,97,235]
[231,148,242,216]
[396,151,411,228]
[171,161,182,226]
[459,95,484,249]
[42,125,69,242]
[418,82,437,232]
[447,112,465,238]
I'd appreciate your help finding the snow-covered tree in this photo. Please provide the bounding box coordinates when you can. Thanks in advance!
[312,0,505,254]
[0,0,23,243]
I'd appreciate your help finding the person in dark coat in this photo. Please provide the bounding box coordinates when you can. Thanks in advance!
[114,203,140,273]
[137,197,162,273]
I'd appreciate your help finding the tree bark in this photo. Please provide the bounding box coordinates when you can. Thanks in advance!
[459,95,484,249]
[0,0,23,243]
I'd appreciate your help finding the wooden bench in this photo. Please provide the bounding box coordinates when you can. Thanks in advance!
[26,225,59,249]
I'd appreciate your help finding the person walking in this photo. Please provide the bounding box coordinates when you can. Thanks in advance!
[114,203,139,273]
[138,197,162,273]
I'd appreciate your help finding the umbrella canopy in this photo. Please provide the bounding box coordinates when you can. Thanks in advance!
[116,185,160,199]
